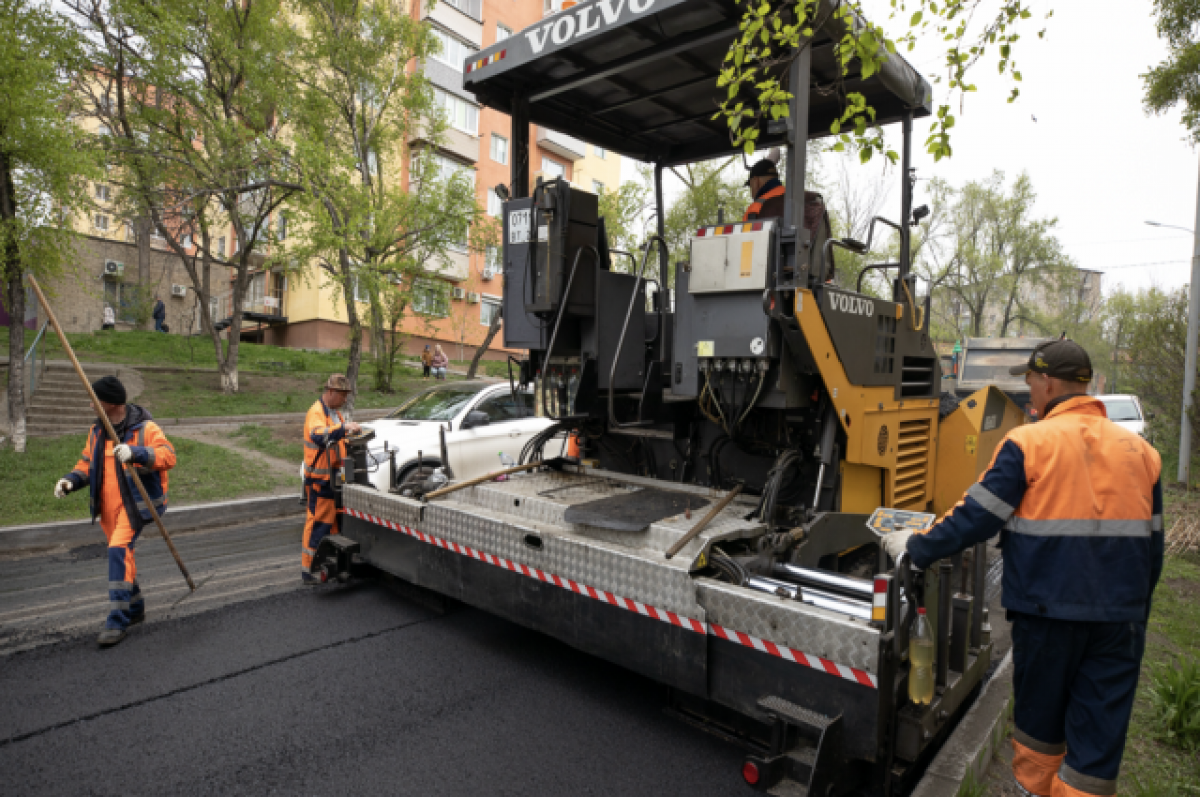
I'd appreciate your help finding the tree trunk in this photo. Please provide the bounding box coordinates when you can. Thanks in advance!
[5,274,26,453]
[340,250,362,413]
[467,309,501,379]
[136,215,152,325]
[368,294,387,392]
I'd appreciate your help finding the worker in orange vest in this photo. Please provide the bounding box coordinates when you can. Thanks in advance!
[301,374,361,583]
[743,157,786,221]
[55,376,176,647]
[882,340,1162,797]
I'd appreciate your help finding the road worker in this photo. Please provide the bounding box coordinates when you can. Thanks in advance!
[55,376,176,648]
[743,154,835,281]
[301,374,361,583]
[882,339,1162,797]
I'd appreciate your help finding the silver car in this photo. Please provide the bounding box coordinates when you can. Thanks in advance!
[1096,394,1150,441]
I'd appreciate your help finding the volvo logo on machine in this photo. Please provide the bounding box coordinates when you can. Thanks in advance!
[827,292,874,317]
[526,0,657,54]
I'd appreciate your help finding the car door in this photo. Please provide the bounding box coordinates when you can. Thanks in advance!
[451,389,533,477]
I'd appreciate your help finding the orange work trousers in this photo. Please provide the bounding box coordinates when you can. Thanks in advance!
[302,479,340,576]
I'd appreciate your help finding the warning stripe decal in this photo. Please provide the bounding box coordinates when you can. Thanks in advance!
[346,508,877,688]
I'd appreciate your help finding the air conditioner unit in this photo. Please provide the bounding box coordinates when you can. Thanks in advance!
[170,284,187,298]
[451,287,467,300]
[467,292,481,303]
[102,260,124,279]
[481,266,496,280]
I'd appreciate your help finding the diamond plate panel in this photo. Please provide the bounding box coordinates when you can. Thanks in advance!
[343,485,423,528]
[698,580,880,674]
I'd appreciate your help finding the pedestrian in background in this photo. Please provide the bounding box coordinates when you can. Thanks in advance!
[152,295,166,333]
[882,340,1162,797]
[301,374,361,583]
[421,344,433,379]
[431,344,448,380]
[101,304,115,331]
[55,376,176,647]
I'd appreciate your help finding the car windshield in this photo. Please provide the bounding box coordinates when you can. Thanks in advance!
[1100,398,1142,422]
[387,387,481,421]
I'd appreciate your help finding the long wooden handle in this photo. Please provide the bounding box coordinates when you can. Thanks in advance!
[27,276,196,591]
[424,460,545,500]
[664,484,743,560]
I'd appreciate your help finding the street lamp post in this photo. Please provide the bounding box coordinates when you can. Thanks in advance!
[1147,162,1200,485]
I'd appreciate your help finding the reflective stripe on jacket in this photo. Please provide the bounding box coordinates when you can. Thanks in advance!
[743,182,786,221]
[63,406,175,534]
[303,399,346,481]
[908,396,1164,623]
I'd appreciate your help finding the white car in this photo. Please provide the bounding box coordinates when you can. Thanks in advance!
[359,381,556,491]
[1096,394,1150,440]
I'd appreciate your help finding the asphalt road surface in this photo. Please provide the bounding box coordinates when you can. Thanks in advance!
[0,520,749,796]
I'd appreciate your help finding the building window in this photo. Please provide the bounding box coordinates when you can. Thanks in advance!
[490,133,508,165]
[151,226,165,241]
[353,275,371,304]
[413,279,450,316]
[430,26,476,71]
[125,222,136,242]
[592,180,605,195]
[441,0,481,20]
[217,236,226,256]
[487,187,503,217]
[93,214,109,231]
[496,23,512,41]
[480,296,501,326]
[181,233,193,248]
[594,146,606,159]
[277,212,287,241]
[542,157,565,179]
[484,246,501,275]
[95,183,111,201]
[104,281,137,323]
[434,88,479,135]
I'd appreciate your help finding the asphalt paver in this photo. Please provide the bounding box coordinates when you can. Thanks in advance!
[0,577,747,795]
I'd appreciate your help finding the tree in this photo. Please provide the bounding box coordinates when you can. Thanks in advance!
[1,0,97,453]
[285,0,494,405]
[68,0,297,393]
[467,306,501,379]
[1144,0,1200,143]
[716,1,1050,162]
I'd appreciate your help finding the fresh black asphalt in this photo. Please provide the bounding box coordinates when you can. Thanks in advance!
[0,577,749,796]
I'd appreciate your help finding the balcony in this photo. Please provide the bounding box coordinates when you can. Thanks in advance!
[410,121,480,165]
[537,127,587,161]
[428,249,471,282]
[421,0,482,46]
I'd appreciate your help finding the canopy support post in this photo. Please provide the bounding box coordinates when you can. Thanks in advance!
[896,111,914,296]
[512,91,530,198]
[783,44,812,244]
[654,162,667,288]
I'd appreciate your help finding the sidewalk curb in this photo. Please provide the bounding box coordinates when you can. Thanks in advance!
[911,650,1014,797]
[0,494,305,553]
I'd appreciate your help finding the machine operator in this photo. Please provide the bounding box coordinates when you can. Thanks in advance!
[302,374,361,583]
[743,154,835,281]
[54,376,177,648]
[882,340,1162,797]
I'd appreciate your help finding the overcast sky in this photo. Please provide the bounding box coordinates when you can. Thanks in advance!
[623,0,1198,297]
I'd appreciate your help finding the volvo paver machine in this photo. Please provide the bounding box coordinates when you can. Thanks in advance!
[320,0,1025,790]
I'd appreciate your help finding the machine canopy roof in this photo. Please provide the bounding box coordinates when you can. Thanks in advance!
[462,0,933,166]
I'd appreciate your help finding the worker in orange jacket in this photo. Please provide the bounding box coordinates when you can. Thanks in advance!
[302,374,361,583]
[882,340,1162,797]
[55,376,176,647]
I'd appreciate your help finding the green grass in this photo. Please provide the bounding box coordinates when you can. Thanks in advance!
[231,424,304,464]
[449,358,512,378]
[1,433,295,527]
[1121,487,1200,791]
[134,369,429,419]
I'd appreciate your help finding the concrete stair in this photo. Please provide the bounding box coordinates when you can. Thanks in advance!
[26,364,118,438]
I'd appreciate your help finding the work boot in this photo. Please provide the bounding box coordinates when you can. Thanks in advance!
[302,572,322,586]
[97,628,128,647]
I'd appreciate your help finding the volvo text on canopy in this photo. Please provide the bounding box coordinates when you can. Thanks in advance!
[319,2,1026,792]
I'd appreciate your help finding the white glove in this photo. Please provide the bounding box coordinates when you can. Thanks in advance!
[55,479,73,499]
[881,530,913,561]
[113,444,133,463]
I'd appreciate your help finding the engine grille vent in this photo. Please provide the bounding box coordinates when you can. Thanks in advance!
[894,419,932,508]
[900,356,936,397]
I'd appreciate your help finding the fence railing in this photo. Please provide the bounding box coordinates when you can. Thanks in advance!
[212,284,286,322]
[24,320,50,400]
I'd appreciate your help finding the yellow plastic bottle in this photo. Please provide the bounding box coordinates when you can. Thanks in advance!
[909,607,935,706]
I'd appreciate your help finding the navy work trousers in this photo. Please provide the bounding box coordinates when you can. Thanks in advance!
[1011,612,1145,790]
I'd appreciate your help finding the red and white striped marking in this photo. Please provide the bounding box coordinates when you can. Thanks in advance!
[346,507,877,688]
[465,49,506,73]
[695,221,765,237]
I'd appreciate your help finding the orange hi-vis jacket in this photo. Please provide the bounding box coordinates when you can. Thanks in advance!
[303,399,347,483]
[744,183,786,221]
[909,396,1163,623]
[64,404,176,534]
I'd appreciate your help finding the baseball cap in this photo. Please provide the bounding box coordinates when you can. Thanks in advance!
[1008,339,1093,382]
[323,374,353,392]
[745,158,779,186]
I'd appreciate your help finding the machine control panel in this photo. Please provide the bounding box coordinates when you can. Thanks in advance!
[689,221,775,294]
[866,507,936,538]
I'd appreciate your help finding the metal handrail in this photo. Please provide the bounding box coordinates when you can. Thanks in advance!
[541,245,600,420]
[607,235,667,429]
[24,320,50,400]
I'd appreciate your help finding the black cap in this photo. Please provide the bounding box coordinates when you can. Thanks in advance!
[1008,339,1093,382]
[92,375,127,405]
[745,158,778,186]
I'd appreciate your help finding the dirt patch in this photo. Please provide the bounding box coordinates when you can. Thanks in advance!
[1165,576,1200,601]
[170,427,302,492]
